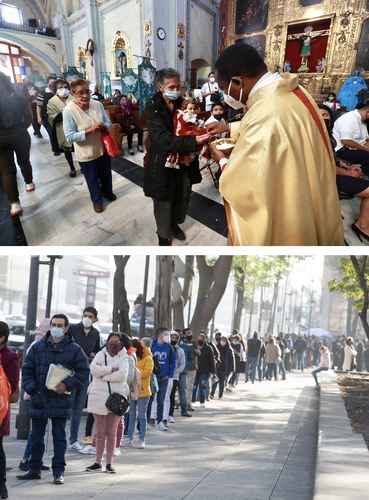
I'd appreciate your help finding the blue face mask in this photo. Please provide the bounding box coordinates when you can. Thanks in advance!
[50,327,64,339]
[163,90,181,101]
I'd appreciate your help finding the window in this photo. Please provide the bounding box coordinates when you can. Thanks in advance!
[0,3,23,25]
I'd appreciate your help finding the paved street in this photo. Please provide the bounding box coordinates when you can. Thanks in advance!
[4,373,318,500]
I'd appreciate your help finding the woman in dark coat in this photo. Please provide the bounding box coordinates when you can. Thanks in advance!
[211,337,235,399]
[144,68,210,245]
[0,322,20,499]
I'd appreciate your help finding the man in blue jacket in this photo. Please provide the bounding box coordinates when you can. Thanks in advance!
[151,328,176,431]
[17,314,89,485]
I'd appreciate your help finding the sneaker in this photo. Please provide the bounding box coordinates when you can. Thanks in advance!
[172,224,186,241]
[80,445,96,455]
[168,416,175,424]
[82,436,93,445]
[114,448,121,457]
[121,439,133,448]
[105,464,116,474]
[53,475,64,485]
[129,149,135,155]
[18,460,29,472]
[69,441,84,453]
[86,463,102,472]
[69,170,77,178]
[138,146,144,153]
[10,202,23,218]
[181,412,192,417]
[16,471,41,480]
[157,421,168,431]
[25,183,35,192]
[134,440,145,449]
[200,403,206,408]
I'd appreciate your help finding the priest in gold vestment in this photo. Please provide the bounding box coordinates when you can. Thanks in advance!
[209,43,344,246]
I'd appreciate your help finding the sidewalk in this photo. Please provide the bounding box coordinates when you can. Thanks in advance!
[314,379,369,500]
[5,373,318,500]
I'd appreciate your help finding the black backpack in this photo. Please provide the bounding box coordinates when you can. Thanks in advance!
[0,94,28,130]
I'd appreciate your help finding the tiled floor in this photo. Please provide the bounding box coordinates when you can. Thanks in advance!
[19,133,227,246]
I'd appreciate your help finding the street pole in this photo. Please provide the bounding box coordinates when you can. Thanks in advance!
[139,256,150,338]
[16,256,40,440]
[44,258,55,318]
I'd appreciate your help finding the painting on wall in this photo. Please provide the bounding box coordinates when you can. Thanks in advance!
[299,0,323,6]
[355,18,369,71]
[235,35,266,58]
[235,0,269,35]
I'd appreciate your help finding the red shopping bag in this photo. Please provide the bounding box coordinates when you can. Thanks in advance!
[0,365,11,425]
[102,132,121,158]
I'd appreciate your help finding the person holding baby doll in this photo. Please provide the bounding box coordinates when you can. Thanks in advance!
[144,69,211,246]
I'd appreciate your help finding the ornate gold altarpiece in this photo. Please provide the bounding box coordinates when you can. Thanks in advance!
[226,0,369,97]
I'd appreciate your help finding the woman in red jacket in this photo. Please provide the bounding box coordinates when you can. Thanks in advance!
[0,321,20,499]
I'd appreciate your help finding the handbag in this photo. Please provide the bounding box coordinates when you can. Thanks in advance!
[104,354,129,416]
[101,131,121,158]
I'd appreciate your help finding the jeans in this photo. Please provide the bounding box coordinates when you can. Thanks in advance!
[279,359,286,380]
[246,356,258,383]
[69,381,88,444]
[211,372,226,398]
[0,438,5,485]
[267,363,278,381]
[312,367,328,386]
[80,154,113,204]
[30,417,67,476]
[192,372,209,404]
[297,352,305,372]
[127,397,150,441]
[169,373,188,416]
[186,370,196,408]
[156,377,169,424]
[42,119,59,154]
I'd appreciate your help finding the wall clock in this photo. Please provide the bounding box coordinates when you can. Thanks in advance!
[157,27,167,40]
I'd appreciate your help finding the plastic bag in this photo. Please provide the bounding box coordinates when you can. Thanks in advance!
[102,132,121,158]
[0,365,11,425]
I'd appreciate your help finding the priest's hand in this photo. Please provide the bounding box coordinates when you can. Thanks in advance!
[195,133,211,145]
[207,122,229,137]
[209,142,226,164]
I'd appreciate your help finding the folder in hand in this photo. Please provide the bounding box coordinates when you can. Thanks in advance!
[45,364,73,395]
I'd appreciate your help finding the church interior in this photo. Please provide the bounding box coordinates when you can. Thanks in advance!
[1,0,369,246]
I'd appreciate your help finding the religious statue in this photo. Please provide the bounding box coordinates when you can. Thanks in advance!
[77,46,87,78]
[85,39,95,81]
[284,60,292,73]
[316,57,326,73]
[117,51,127,77]
[287,25,330,73]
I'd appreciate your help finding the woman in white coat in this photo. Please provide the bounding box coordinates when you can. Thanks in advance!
[86,333,129,473]
[342,337,357,372]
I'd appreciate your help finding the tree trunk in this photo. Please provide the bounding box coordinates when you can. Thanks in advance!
[352,311,359,338]
[267,280,280,334]
[190,256,233,337]
[346,299,353,337]
[248,284,256,336]
[351,256,369,341]
[112,256,131,335]
[172,256,195,330]
[258,287,264,332]
[155,256,173,330]
[233,271,245,332]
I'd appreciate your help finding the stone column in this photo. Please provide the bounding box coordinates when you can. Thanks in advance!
[82,0,102,85]
[58,14,74,70]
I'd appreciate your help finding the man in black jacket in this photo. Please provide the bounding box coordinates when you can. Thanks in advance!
[247,332,262,384]
[144,68,210,245]
[68,307,101,451]
[192,333,215,407]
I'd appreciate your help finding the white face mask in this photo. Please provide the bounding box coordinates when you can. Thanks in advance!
[209,77,216,83]
[57,88,70,98]
[223,81,244,111]
[82,317,92,329]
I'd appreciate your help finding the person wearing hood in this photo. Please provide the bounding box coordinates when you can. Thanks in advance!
[126,339,153,448]
[17,314,89,486]
[69,307,101,452]
[150,328,176,431]
[144,68,210,245]
[0,321,20,499]
[169,331,191,421]
[85,333,129,473]
[211,336,235,399]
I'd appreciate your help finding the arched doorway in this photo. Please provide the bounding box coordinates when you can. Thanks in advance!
[190,58,211,89]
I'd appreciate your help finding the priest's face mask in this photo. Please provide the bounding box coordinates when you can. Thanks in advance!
[220,75,252,110]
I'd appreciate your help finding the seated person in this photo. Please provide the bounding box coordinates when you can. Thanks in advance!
[319,104,369,243]
[332,101,369,174]
[120,95,144,155]
[91,85,104,102]
[166,99,205,169]
[205,103,228,135]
